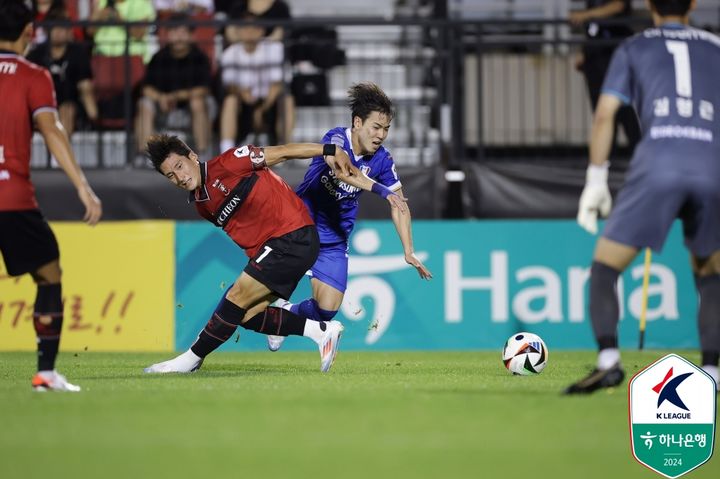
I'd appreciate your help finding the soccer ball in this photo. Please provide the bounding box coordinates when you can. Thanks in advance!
[502,332,548,375]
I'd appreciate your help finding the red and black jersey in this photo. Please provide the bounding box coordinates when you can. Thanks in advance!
[191,146,314,257]
[0,51,57,212]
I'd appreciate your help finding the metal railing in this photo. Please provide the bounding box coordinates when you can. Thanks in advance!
[29,16,684,169]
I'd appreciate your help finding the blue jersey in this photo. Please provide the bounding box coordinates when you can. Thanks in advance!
[602,24,720,175]
[295,127,402,244]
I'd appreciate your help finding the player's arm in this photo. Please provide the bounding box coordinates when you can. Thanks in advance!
[389,187,432,280]
[333,167,408,214]
[577,93,622,234]
[35,112,102,225]
[263,143,352,176]
[570,0,625,25]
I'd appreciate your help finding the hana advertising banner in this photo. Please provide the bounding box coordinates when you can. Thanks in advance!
[175,220,698,352]
[0,221,174,352]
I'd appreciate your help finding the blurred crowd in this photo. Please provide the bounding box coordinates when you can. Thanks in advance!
[28,0,337,161]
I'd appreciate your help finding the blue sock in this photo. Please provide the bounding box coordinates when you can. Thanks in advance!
[293,298,338,322]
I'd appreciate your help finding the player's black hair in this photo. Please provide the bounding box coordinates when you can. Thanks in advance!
[146,134,193,173]
[0,0,34,42]
[649,0,692,16]
[348,82,395,124]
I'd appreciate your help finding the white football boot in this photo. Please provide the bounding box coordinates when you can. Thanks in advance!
[32,370,81,392]
[144,349,203,373]
[267,299,292,352]
[318,321,344,373]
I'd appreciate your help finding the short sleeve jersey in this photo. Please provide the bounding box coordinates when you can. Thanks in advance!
[294,127,401,244]
[220,40,284,99]
[27,42,93,104]
[191,146,314,257]
[144,45,212,93]
[0,52,57,211]
[602,24,720,172]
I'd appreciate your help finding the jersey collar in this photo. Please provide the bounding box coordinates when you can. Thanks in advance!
[188,162,210,203]
[660,22,687,29]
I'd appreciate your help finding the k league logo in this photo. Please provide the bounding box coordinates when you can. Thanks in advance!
[629,354,717,478]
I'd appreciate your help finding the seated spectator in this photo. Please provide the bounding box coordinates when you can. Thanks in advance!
[154,0,213,18]
[33,0,84,45]
[28,8,98,136]
[216,0,289,40]
[135,13,212,156]
[88,0,155,62]
[219,11,284,152]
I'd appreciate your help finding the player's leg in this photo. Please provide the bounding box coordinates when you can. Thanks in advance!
[564,237,637,394]
[28,259,79,391]
[247,227,343,371]
[0,211,80,391]
[566,173,681,394]
[147,226,343,373]
[268,242,347,351]
[684,181,720,390]
[691,252,720,390]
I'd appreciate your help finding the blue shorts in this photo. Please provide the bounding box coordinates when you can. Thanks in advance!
[603,169,720,257]
[307,241,349,293]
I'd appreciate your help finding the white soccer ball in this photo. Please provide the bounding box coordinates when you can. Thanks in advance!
[502,332,548,375]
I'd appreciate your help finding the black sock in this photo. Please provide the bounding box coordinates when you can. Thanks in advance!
[696,274,720,367]
[34,284,64,371]
[190,298,246,358]
[241,306,313,336]
[590,261,621,350]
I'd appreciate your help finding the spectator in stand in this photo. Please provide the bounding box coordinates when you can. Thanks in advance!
[33,0,83,44]
[222,0,290,40]
[154,0,213,18]
[88,0,155,63]
[219,9,284,152]
[135,12,212,157]
[28,7,98,136]
[570,0,640,151]
[219,0,294,141]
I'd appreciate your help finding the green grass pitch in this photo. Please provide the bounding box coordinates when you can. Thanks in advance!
[0,350,717,479]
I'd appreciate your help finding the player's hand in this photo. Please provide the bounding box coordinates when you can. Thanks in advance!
[325,148,353,177]
[405,252,432,280]
[78,186,102,226]
[577,163,611,235]
[387,191,408,214]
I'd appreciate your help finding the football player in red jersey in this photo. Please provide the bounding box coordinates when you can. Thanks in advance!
[0,0,102,391]
[144,135,358,373]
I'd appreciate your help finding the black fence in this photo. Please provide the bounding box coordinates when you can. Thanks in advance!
[29,16,669,170]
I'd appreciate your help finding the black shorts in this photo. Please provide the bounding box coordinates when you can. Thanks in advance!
[243,225,319,300]
[0,209,60,277]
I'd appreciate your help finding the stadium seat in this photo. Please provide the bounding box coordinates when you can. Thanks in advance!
[91,55,145,129]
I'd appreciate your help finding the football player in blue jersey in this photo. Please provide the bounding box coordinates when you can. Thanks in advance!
[566,0,720,393]
[267,82,432,351]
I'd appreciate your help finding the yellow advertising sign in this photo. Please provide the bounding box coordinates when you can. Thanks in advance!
[0,221,174,351]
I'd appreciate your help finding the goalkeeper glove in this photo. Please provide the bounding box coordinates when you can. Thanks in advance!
[577,162,612,235]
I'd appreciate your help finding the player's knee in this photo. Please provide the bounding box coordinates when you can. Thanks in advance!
[33,283,63,338]
[32,261,62,284]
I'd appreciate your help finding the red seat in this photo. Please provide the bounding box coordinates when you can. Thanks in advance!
[91,55,145,129]
[91,55,145,101]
